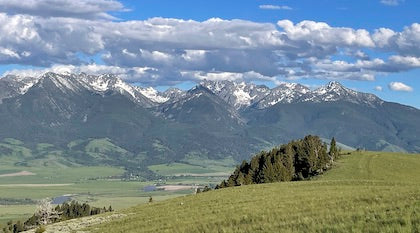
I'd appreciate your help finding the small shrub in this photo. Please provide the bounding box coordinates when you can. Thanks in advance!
[35,225,46,233]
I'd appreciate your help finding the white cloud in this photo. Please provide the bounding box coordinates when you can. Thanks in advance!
[380,0,404,6]
[0,3,419,86]
[374,86,383,91]
[388,82,413,92]
[277,20,375,48]
[259,5,292,10]
[2,64,162,83]
[0,0,125,20]
[0,47,20,59]
[372,24,420,57]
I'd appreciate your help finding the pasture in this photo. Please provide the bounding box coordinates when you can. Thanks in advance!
[87,151,420,233]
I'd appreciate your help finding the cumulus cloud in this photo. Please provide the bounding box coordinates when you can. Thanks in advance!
[0,2,419,86]
[372,24,420,57]
[0,0,125,20]
[375,86,383,91]
[380,0,404,6]
[388,82,413,92]
[277,20,375,48]
[2,64,277,86]
[3,64,162,83]
[259,5,292,10]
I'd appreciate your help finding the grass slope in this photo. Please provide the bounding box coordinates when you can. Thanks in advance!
[88,151,420,233]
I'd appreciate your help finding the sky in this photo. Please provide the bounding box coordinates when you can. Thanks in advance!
[0,0,419,108]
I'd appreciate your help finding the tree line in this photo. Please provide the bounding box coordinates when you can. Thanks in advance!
[1,199,113,233]
[215,135,339,189]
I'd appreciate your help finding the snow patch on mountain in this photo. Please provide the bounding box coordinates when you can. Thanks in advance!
[233,88,253,106]
[255,82,310,108]
[45,73,80,93]
[137,87,169,103]
[301,81,383,106]
[88,77,110,92]
[114,79,136,98]
[1,73,384,109]
[200,80,270,109]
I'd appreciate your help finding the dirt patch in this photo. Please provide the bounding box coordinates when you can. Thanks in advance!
[0,171,36,177]
[0,183,73,187]
[173,172,230,177]
[159,185,195,191]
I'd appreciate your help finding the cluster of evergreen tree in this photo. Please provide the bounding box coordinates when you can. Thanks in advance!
[1,201,113,233]
[216,135,339,189]
[1,221,24,233]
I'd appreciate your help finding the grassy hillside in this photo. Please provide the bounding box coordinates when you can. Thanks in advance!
[86,151,420,233]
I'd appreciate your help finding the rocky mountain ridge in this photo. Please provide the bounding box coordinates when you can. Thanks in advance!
[0,72,386,110]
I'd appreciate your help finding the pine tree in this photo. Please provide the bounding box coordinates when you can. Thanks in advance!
[329,137,338,160]
[216,135,336,188]
[13,221,24,233]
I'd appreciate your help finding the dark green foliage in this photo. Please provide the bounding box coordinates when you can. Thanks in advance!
[53,201,112,221]
[329,137,339,160]
[3,201,113,233]
[1,221,24,233]
[217,135,333,189]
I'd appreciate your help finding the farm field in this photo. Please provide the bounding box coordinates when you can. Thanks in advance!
[0,159,231,226]
[84,151,420,233]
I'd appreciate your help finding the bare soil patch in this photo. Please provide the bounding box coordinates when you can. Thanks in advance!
[159,185,195,191]
[0,171,36,177]
[0,183,73,187]
[173,172,230,177]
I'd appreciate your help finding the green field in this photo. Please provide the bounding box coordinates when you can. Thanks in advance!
[85,151,420,233]
[0,155,231,226]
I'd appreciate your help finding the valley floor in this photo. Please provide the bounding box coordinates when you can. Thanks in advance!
[0,156,233,226]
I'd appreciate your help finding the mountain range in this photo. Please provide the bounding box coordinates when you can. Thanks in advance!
[0,72,419,172]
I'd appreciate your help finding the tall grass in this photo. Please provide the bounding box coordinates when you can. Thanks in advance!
[89,151,420,233]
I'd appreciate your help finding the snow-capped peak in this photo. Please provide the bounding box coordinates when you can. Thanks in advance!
[1,73,383,109]
[254,82,310,108]
[0,72,176,106]
[162,88,186,101]
[1,74,42,95]
[301,81,382,106]
[199,79,270,109]
[137,87,169,103]
[197,79,382,109]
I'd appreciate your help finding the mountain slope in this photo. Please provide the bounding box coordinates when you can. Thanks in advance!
[243,101,420,152]
[154,85,260,161]
[0,72,419,171]
[82,151,420,233]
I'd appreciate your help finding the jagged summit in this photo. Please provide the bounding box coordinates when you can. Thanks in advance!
[200,79,270,109]
[1,72,384,109]
[254,82,310,108]
[162,87,186,101]
[199,79,382,109]
[304,81,383,106]
[0,72,419,155]
[0,72,176,106]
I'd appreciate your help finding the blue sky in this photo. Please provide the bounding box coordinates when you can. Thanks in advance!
[0,0,419,108]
